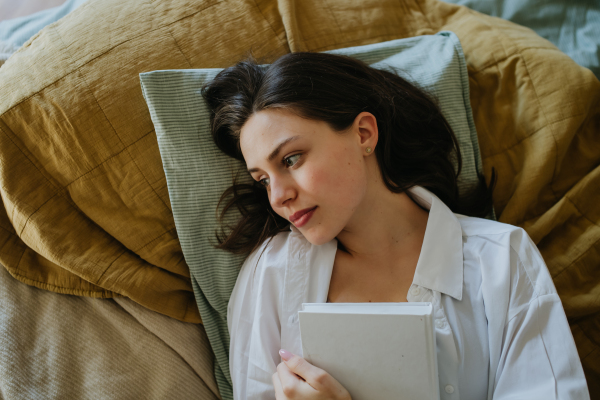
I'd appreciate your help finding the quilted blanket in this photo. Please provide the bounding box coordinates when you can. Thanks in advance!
[0,0,598,397]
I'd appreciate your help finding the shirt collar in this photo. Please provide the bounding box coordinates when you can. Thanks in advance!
[289,223,301,235]
[408,186,464,301]
[288,186,464,301]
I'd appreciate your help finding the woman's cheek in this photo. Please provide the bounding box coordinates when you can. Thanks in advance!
[313,156,353,189]
[308,168,328,190]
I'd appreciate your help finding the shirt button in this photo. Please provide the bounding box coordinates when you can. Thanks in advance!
[445,384,454,394]
[410,287,420,296]
[435,319,445,329]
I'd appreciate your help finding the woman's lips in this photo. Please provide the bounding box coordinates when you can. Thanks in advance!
[289,206,317,228]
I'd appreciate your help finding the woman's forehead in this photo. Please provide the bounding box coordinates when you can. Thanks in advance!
[242,109,305,133]
[241,110,316,148]
[240,109,336,169]
[241,110,303,163]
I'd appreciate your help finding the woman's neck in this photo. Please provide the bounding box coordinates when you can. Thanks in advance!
[335,183,429,265]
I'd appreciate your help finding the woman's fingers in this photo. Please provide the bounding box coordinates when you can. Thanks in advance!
[272,369,286,399]
[275,361,316,398]
[274,351,352,400]
[279,350,335,391]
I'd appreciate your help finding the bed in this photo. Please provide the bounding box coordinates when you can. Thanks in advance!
[0,0,598,398]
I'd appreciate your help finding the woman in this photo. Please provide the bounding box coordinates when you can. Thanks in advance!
[202,52,588,400]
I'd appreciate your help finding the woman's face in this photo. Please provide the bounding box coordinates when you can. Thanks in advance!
[240,108,376,245]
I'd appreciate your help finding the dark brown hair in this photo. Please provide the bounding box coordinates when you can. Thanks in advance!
[201,52,495,255]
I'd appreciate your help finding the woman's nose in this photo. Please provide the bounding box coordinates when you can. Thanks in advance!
[269,176,295,208]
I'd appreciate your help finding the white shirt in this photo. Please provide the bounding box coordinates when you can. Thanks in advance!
[227,186,589,400]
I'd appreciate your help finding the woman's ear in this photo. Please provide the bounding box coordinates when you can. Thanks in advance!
[353,111,378,154]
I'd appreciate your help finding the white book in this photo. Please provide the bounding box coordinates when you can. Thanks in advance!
[299,302,440,400]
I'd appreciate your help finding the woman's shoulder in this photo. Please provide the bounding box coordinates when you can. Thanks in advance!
[455,214,521,237]
[244,230,293,268]
[240,226,327,276]
[456,215,538,256]
[229,227,336,317]
[456,214,556,298]
[234,230,294,291]
[227,230,294,333]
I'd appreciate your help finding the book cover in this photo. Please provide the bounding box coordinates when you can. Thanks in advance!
[299,302,439,400]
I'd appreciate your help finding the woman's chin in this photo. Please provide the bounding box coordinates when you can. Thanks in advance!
[299,227,336,246]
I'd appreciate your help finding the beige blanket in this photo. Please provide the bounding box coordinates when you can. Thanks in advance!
[0,264,219,399]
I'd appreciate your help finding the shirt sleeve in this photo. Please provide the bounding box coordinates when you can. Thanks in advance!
[227,238,286,400]
[492,233,589,400]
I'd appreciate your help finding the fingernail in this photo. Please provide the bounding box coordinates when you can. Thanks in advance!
[279,349,293,361]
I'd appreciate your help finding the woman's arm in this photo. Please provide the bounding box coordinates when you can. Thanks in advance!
[228,238,286,400]
[491,234,589,399]
[493,292,588,399]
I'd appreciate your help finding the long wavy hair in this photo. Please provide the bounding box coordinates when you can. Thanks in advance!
[201,52,496,255]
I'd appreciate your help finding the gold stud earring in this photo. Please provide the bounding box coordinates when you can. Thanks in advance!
[366,147,372,153]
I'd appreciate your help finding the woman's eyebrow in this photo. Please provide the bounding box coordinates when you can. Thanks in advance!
[247,135,300,173]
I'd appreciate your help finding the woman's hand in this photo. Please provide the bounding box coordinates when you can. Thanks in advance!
[272,349,352,400]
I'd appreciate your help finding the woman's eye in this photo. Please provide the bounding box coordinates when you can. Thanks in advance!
[259,177,270,187]
[256,154,300,188]
[284,154,301,167]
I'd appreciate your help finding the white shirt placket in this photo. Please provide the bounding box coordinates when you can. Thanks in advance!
[407,284,460,399]
[281,237,310,357]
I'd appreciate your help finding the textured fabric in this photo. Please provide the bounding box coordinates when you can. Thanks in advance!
[442,0,600,79]
[140,31,485,399]
[0,41,18,65]
[0,0,89,65]
[0,0,89,48]
[0,0,599,398]
[0,263,220,400]
[228,186,588,399]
